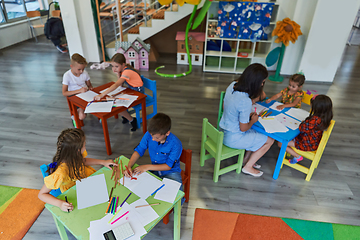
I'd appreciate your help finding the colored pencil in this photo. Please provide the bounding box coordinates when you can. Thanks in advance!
[108,187,114,202]
[125,164,132,177]
[108,197,114,214]
[120,193,132,207]
[120,159,124,185]
[115,196,119,213]
[135,203,160,208]
[105,198,112,214]
[151,184,165,196]
[112,196,118,214]
[111,211,129,225]
[108,206,123,223]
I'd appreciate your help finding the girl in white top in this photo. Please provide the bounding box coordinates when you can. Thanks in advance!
[62,54,93,121]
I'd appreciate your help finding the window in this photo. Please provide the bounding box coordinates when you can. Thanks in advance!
[128,51,135,58]
[181,44,184,49]
[0,0,45,24]
[141,51,145,57]
[181,54,185,61]
[196,45,199,50]
[189,44,192,50]
[142,60,146,66]
[195,55,199,61]
[134,42,140,47]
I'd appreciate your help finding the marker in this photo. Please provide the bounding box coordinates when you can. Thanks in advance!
[65,196,69,213]
[116,97,130,100]
[151,184,165,196]
[254,107,257,113]
[111,211,129,225]
[120,193,132,208]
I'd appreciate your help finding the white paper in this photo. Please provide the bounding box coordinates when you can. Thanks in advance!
[113,94,139,108]
[285,108,310,121]
[130,199,159,227]
[251,103,268,114]
[275,113,302,130]
[84,101,113,113]
[88,203,146,240]
[76,90,98,102]
[120,172,163,199]
[154,178,181,204]
[258,117,289,133]
[100,86,126,96]
[76,174,109,210]
[269,102,284,111]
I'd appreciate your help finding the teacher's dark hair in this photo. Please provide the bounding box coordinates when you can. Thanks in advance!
[233,63,268,99]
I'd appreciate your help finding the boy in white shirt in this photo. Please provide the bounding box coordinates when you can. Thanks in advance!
[62,53,93,123]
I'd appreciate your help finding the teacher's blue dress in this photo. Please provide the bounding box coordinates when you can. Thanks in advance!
[219,81,267,151]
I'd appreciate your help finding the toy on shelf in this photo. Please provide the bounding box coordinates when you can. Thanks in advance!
[176,31,205,66]
[115,37,150,71]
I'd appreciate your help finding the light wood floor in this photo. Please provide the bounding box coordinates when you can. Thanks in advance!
[1,36,360,240]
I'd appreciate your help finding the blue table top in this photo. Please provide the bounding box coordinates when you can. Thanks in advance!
[251,100,301,143]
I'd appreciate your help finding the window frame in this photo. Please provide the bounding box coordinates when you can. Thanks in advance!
[0,0,46,25]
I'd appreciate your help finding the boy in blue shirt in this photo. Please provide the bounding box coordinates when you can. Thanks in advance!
[125,113,183,190]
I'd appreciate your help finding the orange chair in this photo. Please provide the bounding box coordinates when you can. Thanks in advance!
[163,149,192,224]
[26,11,44,43]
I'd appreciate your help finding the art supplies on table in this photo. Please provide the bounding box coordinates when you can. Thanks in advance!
[269,101,284,111]
[76,90,98,102]
[84,101,113,113]
[285,108,310,121]
[76,174,109,210]
[275,113,302,130]
[252,103,268,114]
[112,94,139,108]
[154,178,181,204]
[258,117,289,134]
[130,199,159,227]
[120,172,163,199]
[100,86,126,96]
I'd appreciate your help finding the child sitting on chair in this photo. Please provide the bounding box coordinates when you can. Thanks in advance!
[38,128,115,212]
[124,113,183,193]
[62,53,94,124]
[266,73,305,110]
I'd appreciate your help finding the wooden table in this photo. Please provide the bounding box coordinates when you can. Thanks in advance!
[45,156,185,240]
[68,82,147,155]
[251,101,301,180]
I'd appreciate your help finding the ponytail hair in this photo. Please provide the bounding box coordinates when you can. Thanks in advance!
[47,128,87,180]
[308,95,333,131]
[110,53,141,77]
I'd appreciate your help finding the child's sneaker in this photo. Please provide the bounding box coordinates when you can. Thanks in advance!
[289,156,303,164]
[130,118,137,132]
[56,45,68,53]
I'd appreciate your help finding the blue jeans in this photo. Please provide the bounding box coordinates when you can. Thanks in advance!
[150,171,185,205]
[125,82,145,94]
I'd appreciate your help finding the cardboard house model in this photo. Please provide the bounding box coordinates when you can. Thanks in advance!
[115,37,150,71]
[176,31,205,66]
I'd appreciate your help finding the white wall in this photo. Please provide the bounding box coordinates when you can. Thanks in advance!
[299,0,360,82]
[59,0,101,62]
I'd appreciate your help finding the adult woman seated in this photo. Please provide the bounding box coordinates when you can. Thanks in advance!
[219,63,274,177]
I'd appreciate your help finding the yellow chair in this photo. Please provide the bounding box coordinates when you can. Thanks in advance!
[302,90,313,105]
[281,120,335,181]
[26,11,45,43]
[200,118,245,182]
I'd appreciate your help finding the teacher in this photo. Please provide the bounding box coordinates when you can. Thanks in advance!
[219,63,274,177]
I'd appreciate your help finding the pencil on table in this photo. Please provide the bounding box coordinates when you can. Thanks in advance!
[120,159,124,185]
[108,187,114,202]
[135,203,160,208]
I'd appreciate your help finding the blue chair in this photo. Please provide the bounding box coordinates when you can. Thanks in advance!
[40,164,62,197]
[133,76,157,129]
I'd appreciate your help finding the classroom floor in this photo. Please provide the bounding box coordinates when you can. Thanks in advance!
[0,36,360,240]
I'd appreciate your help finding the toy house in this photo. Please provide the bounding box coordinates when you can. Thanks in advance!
[115,37,150,71]
[176,31,205,66]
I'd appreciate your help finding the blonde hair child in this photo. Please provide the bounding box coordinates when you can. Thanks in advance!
[38,128,116,212]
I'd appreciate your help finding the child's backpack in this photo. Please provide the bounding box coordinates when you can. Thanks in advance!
[44,17,65,40]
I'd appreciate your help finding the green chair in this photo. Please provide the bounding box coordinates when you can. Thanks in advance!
[200,118,245,182]
[217,91,225,130]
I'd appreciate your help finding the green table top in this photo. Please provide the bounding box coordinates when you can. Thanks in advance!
[45,155,184,240]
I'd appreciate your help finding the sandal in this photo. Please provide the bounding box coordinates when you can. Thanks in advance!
[253,163,261,169]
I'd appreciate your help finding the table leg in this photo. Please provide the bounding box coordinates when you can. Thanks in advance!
[52,214,69,240]
[101,118,112,155]
[71,102,81,130]
[273,140,288,180]
[141,99,147,134]
[173,199,181,240]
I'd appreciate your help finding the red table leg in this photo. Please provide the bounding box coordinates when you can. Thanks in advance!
[72,102,82,129]
[101,118,112,155]
[141,99,147,133]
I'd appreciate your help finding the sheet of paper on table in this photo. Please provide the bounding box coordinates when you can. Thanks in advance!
[252,103,269,114]
[275,113,302,130]
[76,90,98,102]
[285,108,310,121]
[154,178,181,204]
[113,94,139,108]
[130,199,159,227]
[76,174,109,210]
[258,117,289,133]
[84,102,113,113]
[120,172,163,199]
[88,202,146,240]
[269,102,284,111]
[100,86,126,96]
